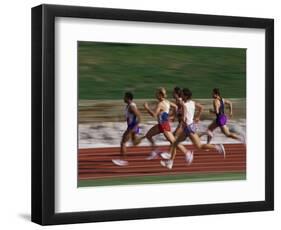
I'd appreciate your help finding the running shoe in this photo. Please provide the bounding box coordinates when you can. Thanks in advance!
[160,159,174,169]
[215,144,226,158]
[160,152,171,160]
[146,150,159,160]
[185,150,194,165]
[112,159,129,166]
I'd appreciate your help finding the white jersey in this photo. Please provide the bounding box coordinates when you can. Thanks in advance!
[158,100,170,124]
[184,100,195,125]
[125,102,137,125]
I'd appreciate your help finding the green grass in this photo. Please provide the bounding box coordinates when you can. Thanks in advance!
[78,172,246,187]
[78,42,246,100]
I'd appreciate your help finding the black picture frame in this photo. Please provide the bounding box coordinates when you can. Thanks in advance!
[31,4,274,225]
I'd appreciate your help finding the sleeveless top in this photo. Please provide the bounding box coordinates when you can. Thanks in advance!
[125,102,138,125]
[216,98,225,116]
[184,100,195,125]
[158,100,170,124]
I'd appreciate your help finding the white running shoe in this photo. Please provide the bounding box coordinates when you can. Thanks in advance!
[160,159,174,169]
[215,144,226,158]
[185,150,194,165]
[112,159,128,166]
[146,151,159,160]
[160,152,171,160]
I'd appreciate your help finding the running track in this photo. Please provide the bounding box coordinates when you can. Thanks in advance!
[78,144,246,180]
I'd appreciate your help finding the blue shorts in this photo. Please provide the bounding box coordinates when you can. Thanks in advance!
[184,123,196,136]
[127,122,140,134]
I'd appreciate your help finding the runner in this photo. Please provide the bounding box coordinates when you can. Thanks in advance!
[137,87,188,160]
[112,92,141,166]
[204,88,245,144]
[160,88,226,169]
[160,86,188,160]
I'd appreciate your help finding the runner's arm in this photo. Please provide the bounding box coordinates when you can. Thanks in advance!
[209,99,220,114]
[170,101,178,111]
[144,102,161,118]
[194,102,204,122]
[169,101,178,121]
[224,99,233,117]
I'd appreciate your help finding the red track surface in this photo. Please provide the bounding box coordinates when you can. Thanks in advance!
[78,144,246,180]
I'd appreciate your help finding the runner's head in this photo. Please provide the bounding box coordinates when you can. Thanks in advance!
[173,86,182,100]
[124,91,133,103]
[156,87,167,101]
[182,88,192,101]
[212,88,221,99]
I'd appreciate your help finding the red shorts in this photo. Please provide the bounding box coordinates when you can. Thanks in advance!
[158,121,171,133]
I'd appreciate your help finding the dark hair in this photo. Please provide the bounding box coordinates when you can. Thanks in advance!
[124,91,133,100]
[173,86,182,97]
[182,88,192,99]
[213,88,221,96]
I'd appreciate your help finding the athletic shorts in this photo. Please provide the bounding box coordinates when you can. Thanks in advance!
[216,114,227,127]
[127,122,140,134]
[158,121,171,133]
[173,122,184,135]
[184,123,196,136]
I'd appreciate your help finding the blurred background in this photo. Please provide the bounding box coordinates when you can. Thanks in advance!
[78,42,246,148]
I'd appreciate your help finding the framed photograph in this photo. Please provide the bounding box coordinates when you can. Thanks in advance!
[31,4,274,225]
